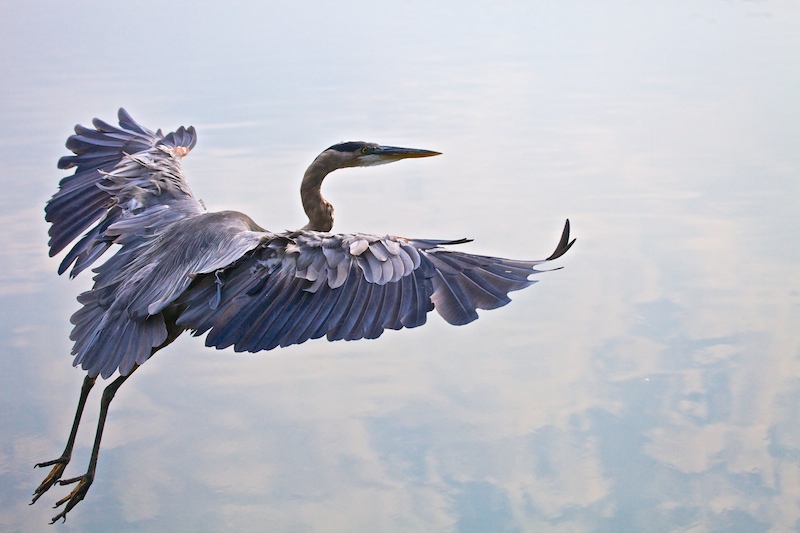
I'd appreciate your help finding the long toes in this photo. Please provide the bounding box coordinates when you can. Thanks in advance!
[50,510,69,525]
[31,462,68,504]
[34,456,67,469]
[58,475,84,486]
[50,473,92,523]
[50,490,84,523]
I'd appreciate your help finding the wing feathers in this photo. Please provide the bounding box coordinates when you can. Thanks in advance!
[53,111,576,379]
[174,223,573,354]
[47,108,203,277]
[54,113,575,376]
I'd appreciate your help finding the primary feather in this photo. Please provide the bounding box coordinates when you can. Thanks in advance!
[47,108,574,379]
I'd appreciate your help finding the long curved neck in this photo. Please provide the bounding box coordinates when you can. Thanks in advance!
[300,153,339,232]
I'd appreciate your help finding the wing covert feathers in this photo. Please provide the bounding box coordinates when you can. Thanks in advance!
[51,110,574,378]
[176,223,574,353]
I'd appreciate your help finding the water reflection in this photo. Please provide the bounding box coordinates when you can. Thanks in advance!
[2,1,799,531]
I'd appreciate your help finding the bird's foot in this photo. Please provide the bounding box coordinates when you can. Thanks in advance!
[49,472,93,524]
[31,455,70,505]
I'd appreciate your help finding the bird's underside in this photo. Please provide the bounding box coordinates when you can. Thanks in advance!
[32,108,574,523]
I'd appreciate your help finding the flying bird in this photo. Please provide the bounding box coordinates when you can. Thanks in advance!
[32,109,574,522]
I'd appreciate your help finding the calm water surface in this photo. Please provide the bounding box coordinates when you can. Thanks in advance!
[1,2,799,532]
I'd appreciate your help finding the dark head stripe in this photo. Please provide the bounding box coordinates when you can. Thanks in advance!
[327,141,367,153]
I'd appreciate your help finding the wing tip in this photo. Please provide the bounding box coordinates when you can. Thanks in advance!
[545,219,576,261]
[161,125,198,155]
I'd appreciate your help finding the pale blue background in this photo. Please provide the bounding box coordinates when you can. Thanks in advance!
[1,1,799,531]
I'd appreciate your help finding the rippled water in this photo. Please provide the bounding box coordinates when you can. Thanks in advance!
[1,2,799,532]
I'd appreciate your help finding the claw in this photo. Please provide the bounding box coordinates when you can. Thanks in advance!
[30,456,70,505]
[34,457,67,469]
[50,473,93,524]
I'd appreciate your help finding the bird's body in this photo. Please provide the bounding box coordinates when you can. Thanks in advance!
[32,109,574,522]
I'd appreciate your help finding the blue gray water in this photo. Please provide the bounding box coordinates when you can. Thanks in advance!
[1,2,798,531]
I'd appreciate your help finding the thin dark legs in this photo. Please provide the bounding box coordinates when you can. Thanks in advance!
[32,375,96,504]
[32,367,137,523]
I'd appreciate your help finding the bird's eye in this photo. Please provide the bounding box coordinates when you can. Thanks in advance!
[361,147,369,154]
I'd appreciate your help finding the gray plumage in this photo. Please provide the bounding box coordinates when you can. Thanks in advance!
[33,108,574,522]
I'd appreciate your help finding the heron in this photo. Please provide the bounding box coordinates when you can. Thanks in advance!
[31,108,574,522]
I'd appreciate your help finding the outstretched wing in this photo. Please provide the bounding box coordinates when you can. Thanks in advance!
[46,108,204,277]
[175,221,575,352]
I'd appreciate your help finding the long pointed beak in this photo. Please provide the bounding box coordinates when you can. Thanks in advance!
[374,145,441,160]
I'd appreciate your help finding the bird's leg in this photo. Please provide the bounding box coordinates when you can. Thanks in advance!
[50,368,136,524]
[31,375,96,504]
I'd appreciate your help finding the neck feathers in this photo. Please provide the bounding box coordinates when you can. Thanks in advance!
[300,152,339,232]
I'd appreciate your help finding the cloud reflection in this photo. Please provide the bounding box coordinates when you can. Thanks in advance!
[2,1,800,531]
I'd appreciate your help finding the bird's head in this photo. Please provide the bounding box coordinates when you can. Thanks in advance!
[322,141,441,169]
[300,141,441,232]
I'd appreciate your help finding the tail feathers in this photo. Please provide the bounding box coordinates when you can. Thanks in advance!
[69,290,168,379]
